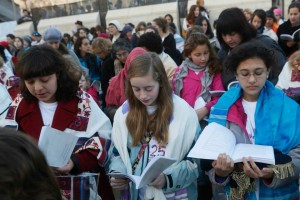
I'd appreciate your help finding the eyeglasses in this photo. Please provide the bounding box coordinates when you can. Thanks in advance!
[116,51,128,58]
[236,70,268,80]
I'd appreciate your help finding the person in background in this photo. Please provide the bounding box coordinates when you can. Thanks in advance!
[77,27,89,38]
[74,36,101,81]
[137,32,177,84]
[43,27,81,69]
[0,45,114,200]
[121,24,133,42]
[216,7,286,89]
[266,10,279,33]
[243,8,253,23]
[182,5,201,38]
[101,38,132,118]
[196,0,209,19]
[109,52,200,199]
[31,32,43,46]
[195,16,218,50]
[74,20,84,32]
[265,11,279,41]
[131,21,147,48]
[79,69,100,106]
[13,37,24,59]
[251,9,278,42]
[62,33,72,49]
[169,22,184,53]
[95,25,110,39]
[206,40,300,200]
[105,47,146,121]
[17,9,33,25]
[274,8,284,25]
[0,128,62,200]
[276,50,300,104]
[164,13,174,24]
[153,17,183,65]
[108,20,123,43]
[22,35,32,51]
[277,2,300,57]
[251,9,267,34]
[71,33,79,49]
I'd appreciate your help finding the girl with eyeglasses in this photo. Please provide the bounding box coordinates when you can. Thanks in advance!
[100,38,132,114]
[205,40,300,200]
[216,7,286,90]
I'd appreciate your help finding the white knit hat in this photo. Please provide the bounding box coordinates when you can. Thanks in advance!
[108,20,123,31]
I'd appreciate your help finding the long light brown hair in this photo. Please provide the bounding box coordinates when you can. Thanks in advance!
[125,52,173,146]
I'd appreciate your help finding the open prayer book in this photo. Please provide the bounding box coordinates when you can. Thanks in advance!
[108,156,176,189]
[280,28,300,41]
[38,126,78,168]
[187,122,275,165]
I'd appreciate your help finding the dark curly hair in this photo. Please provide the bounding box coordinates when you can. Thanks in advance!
[137,32,163,54]
[183,33,221,75]
[16,45,79,103]
[224,40,276,74]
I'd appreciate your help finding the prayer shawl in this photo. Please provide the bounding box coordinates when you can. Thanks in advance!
[111,95,200,200]
[173,58,213,103]
[1,90,112,167]
[105,47,146,107]
[209,81,300,200]
[0,84,11,120]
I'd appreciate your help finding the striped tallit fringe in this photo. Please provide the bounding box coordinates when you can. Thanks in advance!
[268,162,295,179]
[230,170,256,200]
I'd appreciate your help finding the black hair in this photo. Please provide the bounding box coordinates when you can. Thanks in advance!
[224,40,275,73]
[137,32,163,54]
[195,16,214,39]
[16,45,79,102]
[112,38,132,58]
[216,7,257,50]
[6,34,15,40]
[251,9,267,30]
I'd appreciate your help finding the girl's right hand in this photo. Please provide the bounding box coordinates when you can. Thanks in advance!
[212,153,234,177]
[110,177,130,190]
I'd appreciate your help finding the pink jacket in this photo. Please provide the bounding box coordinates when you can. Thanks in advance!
[172,67,224,112]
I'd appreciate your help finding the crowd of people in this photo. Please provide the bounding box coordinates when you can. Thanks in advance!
[0,1,300,200]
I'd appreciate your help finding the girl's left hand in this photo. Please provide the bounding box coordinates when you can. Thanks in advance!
[242,157,274,179]
[54,159,74,174]
[149,173,166,189]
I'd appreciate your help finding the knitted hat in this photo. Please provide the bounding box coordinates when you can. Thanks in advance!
[109,20,122,31]
[32,31,41,37]
[273,8,282,16]
[43,27,62,43]
[122,25,133,34]
[22,35,32,44]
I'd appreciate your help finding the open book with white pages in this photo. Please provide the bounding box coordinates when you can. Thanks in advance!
[187,122,275,165]
[38,126,79,168]
[108,156,176,189]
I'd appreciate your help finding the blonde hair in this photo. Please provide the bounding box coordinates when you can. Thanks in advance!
[125,52,173,146]
[288,51,300,70]
[91,37,112,54]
